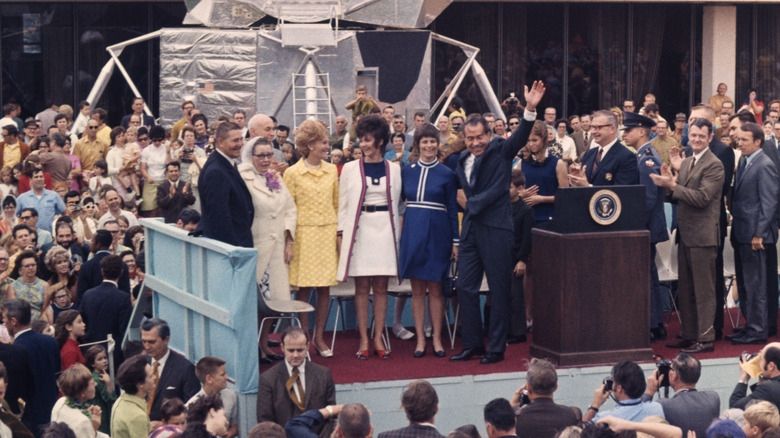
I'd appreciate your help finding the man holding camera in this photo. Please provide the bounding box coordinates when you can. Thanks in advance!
[582,361,664,424]
[641,353,720,438]
[730,342,780,410]
[510,358,578,438]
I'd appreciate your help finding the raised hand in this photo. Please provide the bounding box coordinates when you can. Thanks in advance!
[524,81,546,112]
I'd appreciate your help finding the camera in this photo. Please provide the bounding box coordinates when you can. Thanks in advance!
[520,390,531,406]
[602,377,613,392]
[742,351,759,362]
[508,92,519,105]
[656,358,673,387]
[73,205,82,212]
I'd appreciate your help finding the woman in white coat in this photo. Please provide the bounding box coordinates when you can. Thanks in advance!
[239,138,297,363]
[51,364,108,438]
[337,115,402,360]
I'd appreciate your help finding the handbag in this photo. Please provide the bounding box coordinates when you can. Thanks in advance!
[442,258,458,299]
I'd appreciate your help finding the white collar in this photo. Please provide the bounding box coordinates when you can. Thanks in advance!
[217,149,237,166]
[13,327,32,339]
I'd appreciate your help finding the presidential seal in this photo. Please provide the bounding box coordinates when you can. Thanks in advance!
[589,189,621,225]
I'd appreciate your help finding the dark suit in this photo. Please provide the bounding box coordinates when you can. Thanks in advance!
[378,423,444,438]
[515,398,579,438]
[0,342,34,416]
[120,113,155,129]
[196,151,254,248]
[76,250,131,302]
[148,350,201,422]
[636,142,669,329]
[731,149,778,338]
[669,149,724,343]
[730,375,780,410]
[79,281,133,365]
[642,390,720,438]
[581,140,639,185]
[761,139,780,334]
[156,179,196,223]
[14,329,61,436]
[456,114,533,353]
[257,360,336,438]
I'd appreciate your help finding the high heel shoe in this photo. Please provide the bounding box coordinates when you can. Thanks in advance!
[355,350,369,360]
[375,349,391,359]
[314,342,333,358]
[413,343,426,358]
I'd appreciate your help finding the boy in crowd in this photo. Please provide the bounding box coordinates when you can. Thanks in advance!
[187,357,238,438]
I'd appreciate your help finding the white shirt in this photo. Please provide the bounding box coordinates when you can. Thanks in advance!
[556,135,577,160]
[595,138,618,157]
[153,348,171,381]
[141,144,168,180]
[284,360,306,402]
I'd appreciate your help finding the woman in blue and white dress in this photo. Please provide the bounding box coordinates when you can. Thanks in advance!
[399,123,459,358]
[337,115,402,360]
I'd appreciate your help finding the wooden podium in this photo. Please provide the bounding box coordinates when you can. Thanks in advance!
[529,186,654,366]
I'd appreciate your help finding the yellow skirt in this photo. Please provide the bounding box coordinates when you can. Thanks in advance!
[289,224,338,287]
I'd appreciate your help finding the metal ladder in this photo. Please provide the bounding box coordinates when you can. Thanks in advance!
[291,66,333,129]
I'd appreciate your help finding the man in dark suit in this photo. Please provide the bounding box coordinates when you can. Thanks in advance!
[449,81,545,365]
[0,339,34,417]
[76,230,130,301]
[156,161,195,224]
[642,353,720,438]
[622,112,669,341]
[378,380,443,438]
[513,359,578,438]
[79,254,132,366]
[570,110,639,187]
[258,327,336,438]
[485,398,520,438]
[196,121,254,248]
[729,122,779,345]
[141,318,201,427]
[682,106,735,341]
[730,342,780,409]
[651,118,724,354]
[2,299,60,437]
[119,97,155,129]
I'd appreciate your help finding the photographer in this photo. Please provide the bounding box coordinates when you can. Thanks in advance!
[641,353,720,438]
[582,361,664,424]
[730,342,780,410]
[511,358,578,438]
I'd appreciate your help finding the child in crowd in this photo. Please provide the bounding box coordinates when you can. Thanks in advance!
[281,143,297,166]
[509,168,533,343]
[84,345,116,435]
[331,149,344,176]
[351,146,363,161]
[744,401,780,438]
[88,160,112,196]
[122,126,142,196]
[187,356,238,438]
[0,167,16,199]
[345,85,378,121]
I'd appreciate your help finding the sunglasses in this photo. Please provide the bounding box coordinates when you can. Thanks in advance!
[88,126,99,130]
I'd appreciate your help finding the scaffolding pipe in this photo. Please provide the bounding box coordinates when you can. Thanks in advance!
[305,60,318,119]
[471,61,504,119]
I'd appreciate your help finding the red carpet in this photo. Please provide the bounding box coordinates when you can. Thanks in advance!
[263,308,774,384]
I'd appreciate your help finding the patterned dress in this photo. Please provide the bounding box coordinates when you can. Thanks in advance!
[283,159,339,287]
[12,277,46,320]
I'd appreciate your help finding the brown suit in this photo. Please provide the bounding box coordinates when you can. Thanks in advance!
[670,149,725,342]
[257,360,336,438]
[0,141,30,169]
[570,131,592,159]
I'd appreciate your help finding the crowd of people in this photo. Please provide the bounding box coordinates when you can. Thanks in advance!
[1,75,780,438]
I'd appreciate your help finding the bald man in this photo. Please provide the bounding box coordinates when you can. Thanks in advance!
[730,342,780,410]
[241,114,284,164]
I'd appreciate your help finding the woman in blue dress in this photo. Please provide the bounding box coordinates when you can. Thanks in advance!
[519,120,569,224]
[399,123,459,358]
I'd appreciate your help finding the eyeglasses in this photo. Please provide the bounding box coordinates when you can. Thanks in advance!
[253,153,274,159]
[137,137,149,142]
[19,215,32,220]
[509,122,519,126]
[0,258,9,262]
[591,124,613,131]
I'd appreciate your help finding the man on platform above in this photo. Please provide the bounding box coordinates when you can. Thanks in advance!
[641,352,720,438]
[621,112,668,342]
[651,118,723,354]
[484,398,520,438]
[449,81,545,365]
[728,122,779,345]
[569,110,639,187]
[378,380,443,438]
[142,317,201,428]
[197,122,254,248]
[583,361,664,424]
[257,327,336,438]
[730,342,780,410]
[511,358,578,438]
[120,97,155,129]
[650,119,678,167]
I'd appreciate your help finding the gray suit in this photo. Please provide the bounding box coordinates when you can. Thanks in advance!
[571,130,592,158]
[731,149,779,338]
[669,149,724,342]
[643,390,720,438]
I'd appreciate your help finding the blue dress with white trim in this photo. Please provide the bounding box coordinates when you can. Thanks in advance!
[399,158,459,281]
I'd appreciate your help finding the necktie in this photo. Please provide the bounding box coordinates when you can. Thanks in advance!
[584,132,589,144]
[689,156,696,173]
[286,366,305,411]
[737,156,747,184]
[593,147,603,172]
[147,361,159,414]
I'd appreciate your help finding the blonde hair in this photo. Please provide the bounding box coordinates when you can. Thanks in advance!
[745,401,780,432]
[637,416,669,438]
[58,104,74,121]
[294,120,328,158]
[125,126,139,137]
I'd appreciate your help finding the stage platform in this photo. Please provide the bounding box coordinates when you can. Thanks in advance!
[256,307,768,434]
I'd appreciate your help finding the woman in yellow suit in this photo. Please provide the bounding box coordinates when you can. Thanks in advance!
[283,119,339,357]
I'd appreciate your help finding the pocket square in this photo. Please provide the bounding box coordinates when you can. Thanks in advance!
[166,386,176,390]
